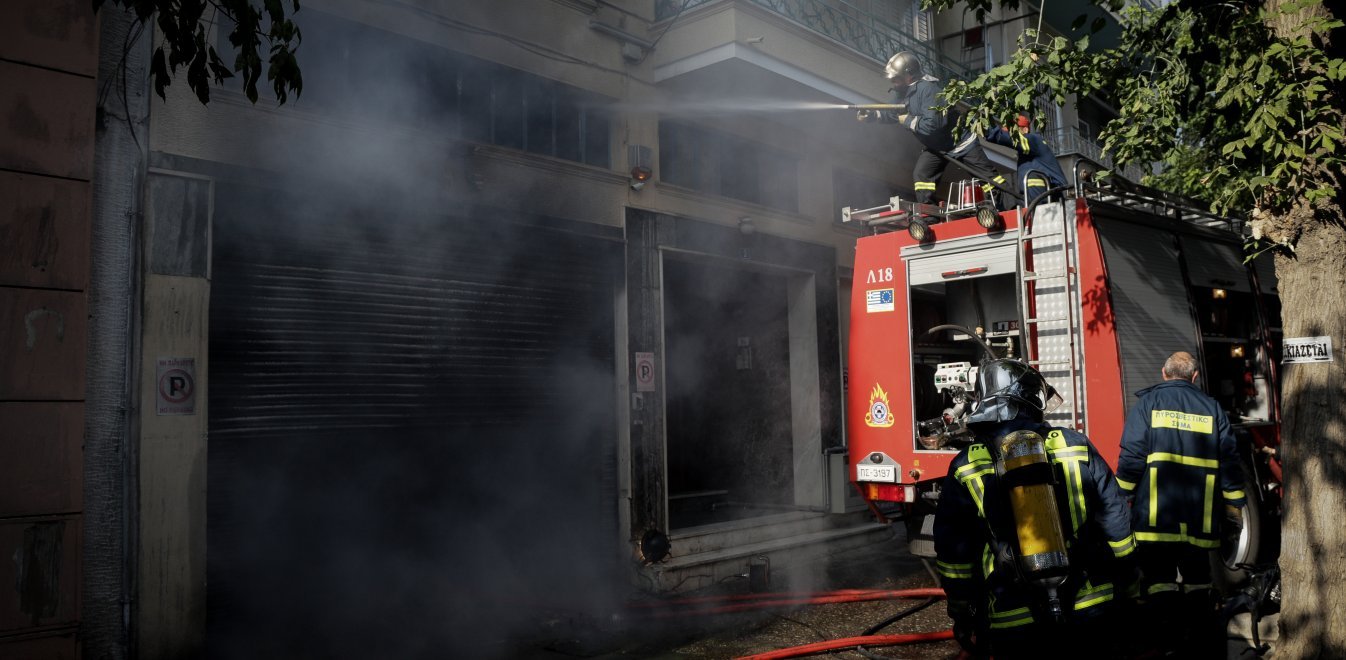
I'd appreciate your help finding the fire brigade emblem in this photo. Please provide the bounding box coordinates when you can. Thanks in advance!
[865,384,894,428]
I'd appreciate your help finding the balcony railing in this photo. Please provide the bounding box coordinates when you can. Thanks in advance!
[1044,126,1145,182]
[654,0,973,81]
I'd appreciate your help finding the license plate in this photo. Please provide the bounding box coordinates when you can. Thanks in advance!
[857,464,897,483]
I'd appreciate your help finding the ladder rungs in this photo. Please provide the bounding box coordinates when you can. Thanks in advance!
[1023,270,1068,281]
[1020,231,1064,240]
[1029,359,1073,366]
[1024,316,1070,324]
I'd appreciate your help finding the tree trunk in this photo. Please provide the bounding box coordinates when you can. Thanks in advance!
[1265,0,1346,654]
[1276,213,1346,657]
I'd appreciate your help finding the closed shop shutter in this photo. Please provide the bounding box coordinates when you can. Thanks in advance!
[1094,214,1200,411]
[1181,235,1252,292]
[207,188,620,653]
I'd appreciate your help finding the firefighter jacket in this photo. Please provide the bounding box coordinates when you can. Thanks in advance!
[1115,379,1247,549]
[984,127,1067,193]
[880,75,957,152]
[934,420,1136,633]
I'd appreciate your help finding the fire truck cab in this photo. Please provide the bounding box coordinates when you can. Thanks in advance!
[844,171,1283,576]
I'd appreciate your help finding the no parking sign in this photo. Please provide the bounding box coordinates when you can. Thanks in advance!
[157,357,197,415]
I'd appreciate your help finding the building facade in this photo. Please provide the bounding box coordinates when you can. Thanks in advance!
[2,0,1130,657]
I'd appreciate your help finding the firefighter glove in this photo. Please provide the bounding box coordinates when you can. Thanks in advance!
[1116,556,1144,600]
[1225,504,1245,533]
[856,109,875,122]
[947,599,985,654]
[896,113,911,127]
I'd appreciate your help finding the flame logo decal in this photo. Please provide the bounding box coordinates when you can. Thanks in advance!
[865,383,894,428]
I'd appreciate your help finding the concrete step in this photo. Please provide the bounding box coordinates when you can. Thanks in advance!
[670,511,862,557]
[645,520,894,593]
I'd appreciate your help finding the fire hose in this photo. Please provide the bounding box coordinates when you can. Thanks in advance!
[627,587,955,658]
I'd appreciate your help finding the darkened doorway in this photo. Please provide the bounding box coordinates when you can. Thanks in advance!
[663,255,795,528]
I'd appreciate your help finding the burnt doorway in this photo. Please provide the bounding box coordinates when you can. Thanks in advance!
[663,254,820,529]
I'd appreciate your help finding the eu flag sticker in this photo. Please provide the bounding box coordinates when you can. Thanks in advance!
[866,288,894,313]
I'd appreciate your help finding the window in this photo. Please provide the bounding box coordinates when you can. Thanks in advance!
[216,9,612,169]
[658,121,799,212]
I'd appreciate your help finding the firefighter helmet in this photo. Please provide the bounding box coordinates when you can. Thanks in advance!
[965,359,1060,427]
[884,51,923,81]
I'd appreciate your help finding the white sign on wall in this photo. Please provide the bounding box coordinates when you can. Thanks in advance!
[156,357,197,415]
[634,352,656,392]
[1283,336,1334,364]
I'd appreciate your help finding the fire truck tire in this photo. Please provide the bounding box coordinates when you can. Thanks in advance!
[1213,459,1263,591]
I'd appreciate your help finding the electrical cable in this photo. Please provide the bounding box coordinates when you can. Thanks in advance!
[861,598,938,636]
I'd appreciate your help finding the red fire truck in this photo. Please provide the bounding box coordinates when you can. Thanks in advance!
[844,170,1283,578]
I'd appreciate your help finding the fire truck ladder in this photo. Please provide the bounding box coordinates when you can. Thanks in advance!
[1016,176,1084,431]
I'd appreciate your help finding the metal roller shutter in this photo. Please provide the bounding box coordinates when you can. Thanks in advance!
[1181,235,1252,292]
[1094,214,1201,411]
[207,188,620,654]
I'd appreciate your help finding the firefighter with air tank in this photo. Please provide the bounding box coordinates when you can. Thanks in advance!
[933,357,1137,658]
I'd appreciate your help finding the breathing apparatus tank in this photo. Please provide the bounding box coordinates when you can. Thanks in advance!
[995,429,1070,622]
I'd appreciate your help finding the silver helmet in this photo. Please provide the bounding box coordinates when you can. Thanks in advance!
[965,359,1061,427]
[884,51,923,80]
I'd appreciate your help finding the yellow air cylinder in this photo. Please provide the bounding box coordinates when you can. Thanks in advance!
[997,430,1070,619]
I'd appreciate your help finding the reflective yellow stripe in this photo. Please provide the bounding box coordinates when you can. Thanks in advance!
[1148,452,1219,469]
[1074,582,1114,610]
[1116,476,1137,491]
[1045,431,1067,450]
[1064,461,1084,533]
[955,460,992,479]
[964,472,988,518]
[1149,467,1158,527]
[1026,178,1047,187]
[1224,490,1246,500]
[937,560,975,579]
[1134,531,1221,548]
[1203,473,1216,534]
[992,175,1006,183]
[989,606,1034,629]
[1109,534,1137,558]
[914,181,938,190]
[1149,410,1214,433]
[1184,583,1213,592]
[1146,582,1180,596]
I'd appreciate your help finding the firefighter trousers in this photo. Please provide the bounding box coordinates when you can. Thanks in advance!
[911,144,1006,208]
[1136,543,1222,657]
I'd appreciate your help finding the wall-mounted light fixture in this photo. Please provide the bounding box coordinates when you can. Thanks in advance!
[628,144,653,191]
[1212,288,1228,300]
[1231,344,1246,358]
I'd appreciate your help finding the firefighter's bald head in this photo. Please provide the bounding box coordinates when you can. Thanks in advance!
[1162,351,1199,382]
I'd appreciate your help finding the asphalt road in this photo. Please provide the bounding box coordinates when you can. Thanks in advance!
[510,526,1277,660]
[517,527,962,659]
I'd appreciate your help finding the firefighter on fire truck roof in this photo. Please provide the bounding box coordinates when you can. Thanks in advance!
[934,359,1137,659]
[1116,350,1247,655]
[857,51,1009,210]
[985,113,1068,206]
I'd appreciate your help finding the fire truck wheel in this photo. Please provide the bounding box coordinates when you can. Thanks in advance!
[1213,459,1263,592]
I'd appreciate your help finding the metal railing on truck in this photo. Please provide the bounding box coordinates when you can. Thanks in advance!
[1073,158,1243,235]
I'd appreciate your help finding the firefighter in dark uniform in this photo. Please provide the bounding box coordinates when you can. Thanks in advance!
[858,51,1009,209]
[1116,351,1246,655]
[985,113,1067,205]
[934,359,1136,659]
